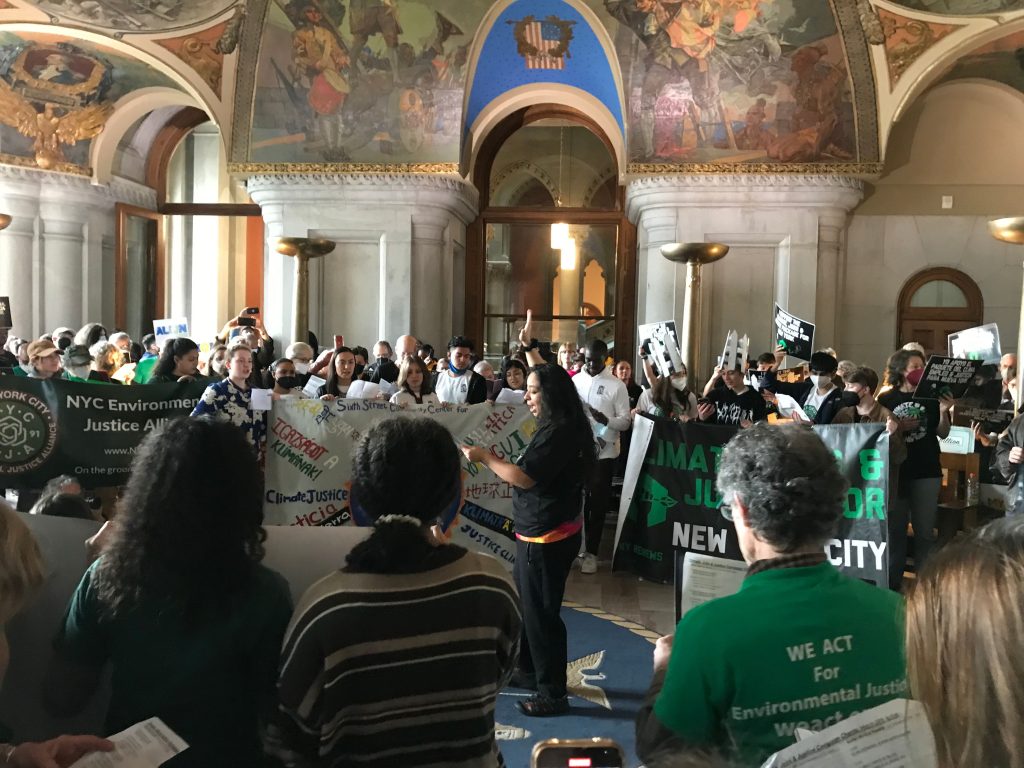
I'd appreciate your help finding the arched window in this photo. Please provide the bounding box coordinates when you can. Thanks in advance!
[897,268,983,358]
[467,106,635,363]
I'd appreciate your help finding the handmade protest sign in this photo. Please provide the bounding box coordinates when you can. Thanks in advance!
[774,303,815,361]
[914,355,982,400]
[153,317,189,347]
[0,377,205,488]
[613,417,890,586]
[948,322,1001,365]
[639,321,683,378]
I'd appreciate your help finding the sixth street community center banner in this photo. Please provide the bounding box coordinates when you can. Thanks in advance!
[614,415,890,586]
[2,379,888,577]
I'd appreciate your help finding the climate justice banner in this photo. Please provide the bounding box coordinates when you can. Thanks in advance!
[613,416,890,586]
[0,377,206,488]
[264,399,536,568]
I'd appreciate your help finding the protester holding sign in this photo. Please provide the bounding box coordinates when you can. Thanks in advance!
[147,337,203,384]
[271,418,520,767]
[906,516,1024,768]
[460,310,595,717]
[760,351,843,424]
[878,349,953,580]
[190,345,267,458]
[0,502,116,767]
[698,365,766,427]
[44,418,293,768]
[636,424,906,766]
[636,365,698,422]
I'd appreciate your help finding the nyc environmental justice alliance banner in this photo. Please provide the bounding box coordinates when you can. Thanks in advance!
[0,377,206,488]
[613,416,890,586]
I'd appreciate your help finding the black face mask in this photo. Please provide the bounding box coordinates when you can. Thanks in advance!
[353,363,365,378]
[277,376,300,390]
[839,390,861,408]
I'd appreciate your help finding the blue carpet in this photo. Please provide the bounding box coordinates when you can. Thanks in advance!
[495,602,659,768]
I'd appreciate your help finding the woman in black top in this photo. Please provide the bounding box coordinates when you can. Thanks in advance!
[462,310,595,717]
[878,348,953,587]
[148,338,204,384]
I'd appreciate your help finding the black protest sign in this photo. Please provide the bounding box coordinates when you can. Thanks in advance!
[914,356,982,400]
[613,419,890,587]
[774,304,815,361]
[0,377,206,488]
[948,323,1001,365]
[0,297,11,329]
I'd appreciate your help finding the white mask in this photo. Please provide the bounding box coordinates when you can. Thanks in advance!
[812,374,832,389]
[671,376,688,392]
[293,361,310,375]
[68,364,90,380]
[19,363,33,375]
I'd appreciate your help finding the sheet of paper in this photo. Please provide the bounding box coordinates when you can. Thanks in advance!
[679,552,747,618]
[70,717,188,768]
[302,375,326,398]
[495,388,524,405]
[250,388,273,411]
[775,393,812,422]
[348,380,381,399]
[759,699,937,768]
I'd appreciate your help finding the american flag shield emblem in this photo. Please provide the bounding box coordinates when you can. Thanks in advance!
[524,20,566,69]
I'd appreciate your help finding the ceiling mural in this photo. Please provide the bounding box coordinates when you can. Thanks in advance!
[31,0,241,34]
[878,7,959,86]
[936,27,1024,92]
[883,0,1024,14]
[0,30,181,172]
[156,20,230,97]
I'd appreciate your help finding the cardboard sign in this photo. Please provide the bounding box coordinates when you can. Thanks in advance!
[774,303,815,361]
[948,323,1001,365]
[720,329,749,372]
[0,296,11,329]
[153,317,189,346]
[914,355,982,400]
[638,321,683,378]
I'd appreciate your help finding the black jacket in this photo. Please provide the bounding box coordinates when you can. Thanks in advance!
[760,373,842,425]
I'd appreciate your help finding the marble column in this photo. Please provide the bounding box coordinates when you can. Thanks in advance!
[248,173,478,353]
[626,175,864,377]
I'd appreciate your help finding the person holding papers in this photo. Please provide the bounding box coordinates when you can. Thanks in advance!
[318,345,357,400]
[189,345,267,459]
[759,350,843,424]
[636,424,905,766]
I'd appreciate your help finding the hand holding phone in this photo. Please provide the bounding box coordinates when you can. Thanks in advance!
[531,739,624,768]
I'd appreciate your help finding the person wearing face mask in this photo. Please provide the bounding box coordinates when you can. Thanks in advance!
[270,358,307,399]
[363,340,399,385]
[833,366,907,587]
[11,340,30,376]
[999,352,1018,410]
[432,336,488,405]
[285,342,315,385]
[698,362,768,427]
[759,350,842,425]
[572,339,630,575]
[73,323,107,350]
[637,366,698,422]
[61,345,93,382]
[878,348,953,583]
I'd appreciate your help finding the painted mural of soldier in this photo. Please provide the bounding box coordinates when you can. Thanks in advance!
[349,0,402,75]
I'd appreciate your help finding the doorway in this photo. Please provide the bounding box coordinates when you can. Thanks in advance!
[897,267,983,358]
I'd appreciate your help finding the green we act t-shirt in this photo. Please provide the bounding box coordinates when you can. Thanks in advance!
[654,563,905,765]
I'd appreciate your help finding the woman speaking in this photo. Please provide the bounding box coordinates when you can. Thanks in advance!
[462,310,595,717]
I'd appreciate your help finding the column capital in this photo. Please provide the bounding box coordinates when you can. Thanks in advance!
[247,173,479,226]
[626,174,865,223]
[0,164,157,210]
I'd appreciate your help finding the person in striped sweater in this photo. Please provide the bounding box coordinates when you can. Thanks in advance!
[269,417,522,768]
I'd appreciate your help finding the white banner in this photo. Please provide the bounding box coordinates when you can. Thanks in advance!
[263,399,539,568]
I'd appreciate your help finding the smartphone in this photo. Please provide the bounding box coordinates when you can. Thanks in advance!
[236,316,256,327]
[697,397,713,408]
[334,334,345,349]
[531,738,624,768]
[244,306,260,315]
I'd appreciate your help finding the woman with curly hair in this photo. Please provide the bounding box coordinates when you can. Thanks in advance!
[43,418,292,768]
[270,417,520,768]
[461,310,595,717]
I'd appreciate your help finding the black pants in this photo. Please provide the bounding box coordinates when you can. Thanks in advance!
[513,532,580,699]
[585,458,616,555]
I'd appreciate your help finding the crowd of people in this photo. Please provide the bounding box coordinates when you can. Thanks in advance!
[3,308,1024,767]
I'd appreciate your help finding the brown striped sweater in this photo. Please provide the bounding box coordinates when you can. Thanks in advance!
[270,546,521,768]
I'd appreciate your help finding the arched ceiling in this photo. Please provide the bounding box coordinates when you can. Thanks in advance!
[0,0,1019,182]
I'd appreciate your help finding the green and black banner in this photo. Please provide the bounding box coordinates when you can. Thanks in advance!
[0,377,205,488]
[613,416,890,587]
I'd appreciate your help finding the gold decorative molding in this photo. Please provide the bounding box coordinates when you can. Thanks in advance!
[627,162,884,176]
[228,162,461,176]
[0,151,89,176]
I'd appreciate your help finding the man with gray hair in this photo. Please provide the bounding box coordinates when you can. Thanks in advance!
[637,424,906,766]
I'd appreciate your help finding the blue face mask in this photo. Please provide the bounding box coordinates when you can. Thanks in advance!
[449,360,469,376]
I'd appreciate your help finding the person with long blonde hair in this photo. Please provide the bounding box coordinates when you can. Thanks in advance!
[906,515,1024,768]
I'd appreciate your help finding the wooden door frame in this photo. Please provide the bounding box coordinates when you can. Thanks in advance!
[114,203,165,331]
[467,106,636,357]
[897,267,983,346]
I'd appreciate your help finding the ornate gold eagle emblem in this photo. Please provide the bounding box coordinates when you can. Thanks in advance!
[0,83,112,169]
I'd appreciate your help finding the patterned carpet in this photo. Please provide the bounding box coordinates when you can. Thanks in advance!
[495,602,659,768]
